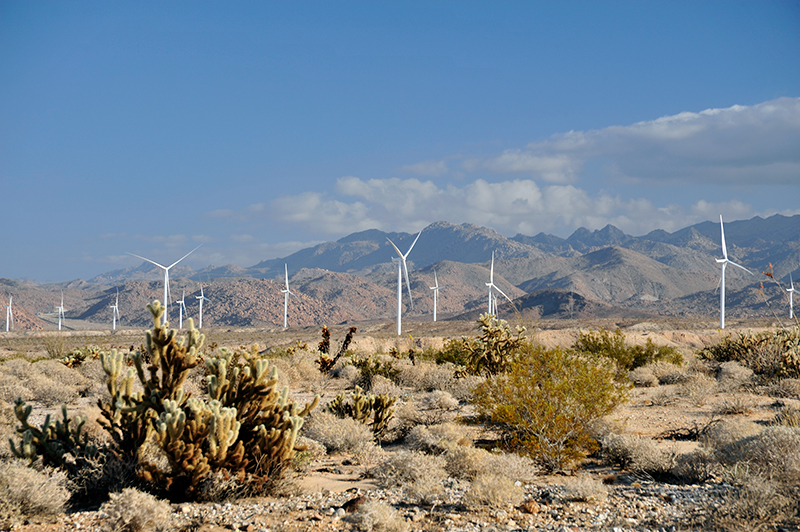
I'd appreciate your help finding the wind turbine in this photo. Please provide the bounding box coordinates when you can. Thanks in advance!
[387,230,422,336]
[126,245,201,325]
[55,291,66,331]
[5,296,13,332]
[281,264,298,329]
[196,285,210,328]
[177,289,187,329]
[788,273,798,319]
[110,289,120,331]
[429,269,443,322]
[486,251,513,316]
[715,215,753,329]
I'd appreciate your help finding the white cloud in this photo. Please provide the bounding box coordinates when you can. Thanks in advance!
[270,191,381,234]
[482,97,800,185]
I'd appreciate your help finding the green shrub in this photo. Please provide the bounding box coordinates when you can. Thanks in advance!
[699,327,800,380]
[349,354,400,389]
[472,344,629,470]
[572,328,683,374]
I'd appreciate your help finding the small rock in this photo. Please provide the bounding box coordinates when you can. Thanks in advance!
[334,508,346,519]
[519,500,540,514]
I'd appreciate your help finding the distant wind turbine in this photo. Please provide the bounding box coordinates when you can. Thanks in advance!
[486,251,513,316]
[177,289,187,329]
[55,291,66,331]
[281,264,298,329]
[126,245,201,325]
[196,285,210,328]
[788,273,798,320]
[715,215,753,329]
[110,289,120,331]
[387,230,422,336]
[429,269,443,322]
[5,296,13,332]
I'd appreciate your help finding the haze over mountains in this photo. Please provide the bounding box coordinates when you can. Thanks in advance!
[2,215,799,330]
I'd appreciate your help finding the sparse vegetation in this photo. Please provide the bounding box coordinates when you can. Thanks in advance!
[699,327,800,379]
[572,327,683,375]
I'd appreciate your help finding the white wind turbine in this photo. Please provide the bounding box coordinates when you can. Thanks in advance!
[387,230,422,336]
[55,291,66,331]
[196,285,210,328]
[5,296,13,332]
[429,269,443,322]
[281,264,298,329]
[110,289,120,331]
[177,289,187,329]
[126,245,201,325]
[715,215,753,329]
[486,251,513,316]
[788,273,798,320]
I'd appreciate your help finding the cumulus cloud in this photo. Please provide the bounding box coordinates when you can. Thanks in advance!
[270,191,381,234]
[482,97,800,185]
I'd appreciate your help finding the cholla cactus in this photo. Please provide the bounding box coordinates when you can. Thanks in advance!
[327,386,397,437]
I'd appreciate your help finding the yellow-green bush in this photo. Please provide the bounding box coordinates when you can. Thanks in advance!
[698,327,800,380]
[472,344,629,470]
[572,328,682,375]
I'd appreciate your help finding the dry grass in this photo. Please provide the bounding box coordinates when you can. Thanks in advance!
[628,366,658,387]
[302,411,376,454]
[713,394,756,415]
[716,425,800,482]
[462,473,525,509]
[601,433,674,474]
[0,460,70,528]
[716,361,754,392]
[99,487,172,532]
[562,474,608,502]
[344,499,409,532]
[702,475,795,532]
[405,422,471,454]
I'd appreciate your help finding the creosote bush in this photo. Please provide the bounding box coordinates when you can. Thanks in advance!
[572,328,682,375]
[473,343,629,470]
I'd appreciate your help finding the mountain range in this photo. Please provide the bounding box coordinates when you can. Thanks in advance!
[2,215,798,330]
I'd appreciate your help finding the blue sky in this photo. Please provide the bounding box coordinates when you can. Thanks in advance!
[1,1,799,282]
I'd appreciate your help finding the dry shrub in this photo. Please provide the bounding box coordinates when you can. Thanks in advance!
[774,405,800,427]
[0,373,32,402]
[99,487,172,532]
[332,364,361,387]
[443,446,538,483]
[628,366,658,387]
[463,473,525,509]
[703,419,763,451]
[601,434,673,475]
[713,394,755,415]
[0,460,70,528]
[369,375,404,398]
[0,359,89,406]
[765,378,800,398]
[562,474,608,502]
[649,388,679,406]
[345,500,409,532]
[413,390,460,425]
[673,447,722,483]
[677,374,716,406]
[716,361,754,392]
[270,351,325,392]
[371,450,447,489]
[703,475,795,532]
[406,422,471,454]
[647,361,687,385]
[302,411,375,454]
[395,360,478,401]
[717,426,800,482]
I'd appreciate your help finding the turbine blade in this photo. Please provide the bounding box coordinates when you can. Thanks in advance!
[387,238,404,258]
[285,264,290,289]
[167,244,202,270]
[728,261,753,275]
[490,251,495,283]
[126,252,167,270]
[404,229,423,257]
[719,215,728,260]
[402,260,414,309]
[492,283,514,303]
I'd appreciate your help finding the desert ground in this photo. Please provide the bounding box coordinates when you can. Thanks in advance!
[1,315,798,532]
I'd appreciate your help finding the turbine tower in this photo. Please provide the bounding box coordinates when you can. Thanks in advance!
[788,273,798,320]
[387,230,422,336]
[715,215,753,329]
[5,296,13,332]
[110,289,120,331]
[177,289,187,329]
[486,251,513,316]
[281,264,298,329]
[126,245,201,325]
[429,269,443,322]
[196,285,210,328]
[55,291,66,331]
